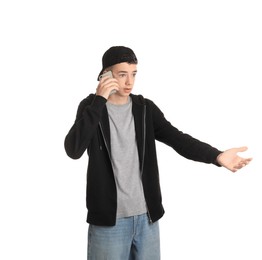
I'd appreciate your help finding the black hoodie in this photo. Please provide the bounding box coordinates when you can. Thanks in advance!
[64,94,222,226]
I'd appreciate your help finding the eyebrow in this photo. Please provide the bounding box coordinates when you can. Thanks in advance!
[117,70,137,73]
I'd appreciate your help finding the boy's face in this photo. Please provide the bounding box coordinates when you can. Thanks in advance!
[111,62,137,96]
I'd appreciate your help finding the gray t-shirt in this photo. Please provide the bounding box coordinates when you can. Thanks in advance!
[106,97,147,218]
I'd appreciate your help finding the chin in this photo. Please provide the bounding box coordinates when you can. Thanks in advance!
[118,91,131,96]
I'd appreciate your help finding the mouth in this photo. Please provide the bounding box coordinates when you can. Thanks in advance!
[124,88,132,93]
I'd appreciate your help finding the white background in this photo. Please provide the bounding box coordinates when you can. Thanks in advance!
[0,0,261,259]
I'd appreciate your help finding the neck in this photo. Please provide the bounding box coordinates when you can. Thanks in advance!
[108,94,130,105]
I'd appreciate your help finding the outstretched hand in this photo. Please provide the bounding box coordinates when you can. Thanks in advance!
[216,146,252,172]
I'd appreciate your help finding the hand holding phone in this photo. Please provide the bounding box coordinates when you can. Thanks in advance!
[97,71,118,97]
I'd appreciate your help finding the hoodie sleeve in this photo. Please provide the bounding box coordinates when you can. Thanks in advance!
[148,100,222,165]
[64,95,107,159]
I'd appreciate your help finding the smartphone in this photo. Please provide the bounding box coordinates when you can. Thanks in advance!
[99,70,113,80]
[99,71,116,95]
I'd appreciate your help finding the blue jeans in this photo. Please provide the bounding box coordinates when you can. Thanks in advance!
[87,213,160,260]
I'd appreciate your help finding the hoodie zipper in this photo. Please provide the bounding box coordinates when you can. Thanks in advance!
[141,104,153,223]
[141,104,146,177]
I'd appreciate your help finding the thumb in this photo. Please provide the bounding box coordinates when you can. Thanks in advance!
[235,146,248,153]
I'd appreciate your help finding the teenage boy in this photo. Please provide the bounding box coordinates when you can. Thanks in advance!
[64,46,252,260]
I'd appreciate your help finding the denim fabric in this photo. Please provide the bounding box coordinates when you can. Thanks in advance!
[87,213,160,260]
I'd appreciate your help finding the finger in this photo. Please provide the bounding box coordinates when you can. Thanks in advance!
[234,159,250,170]
[238,157,252,164]
[235,146,248,153]
[243,158,252,163]
[101,77,118,84]
[106,82,119,91]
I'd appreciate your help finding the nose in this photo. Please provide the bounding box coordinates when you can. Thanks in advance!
[126,74,134,85]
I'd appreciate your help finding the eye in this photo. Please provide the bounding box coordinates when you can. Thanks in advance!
[119,73,127,78]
